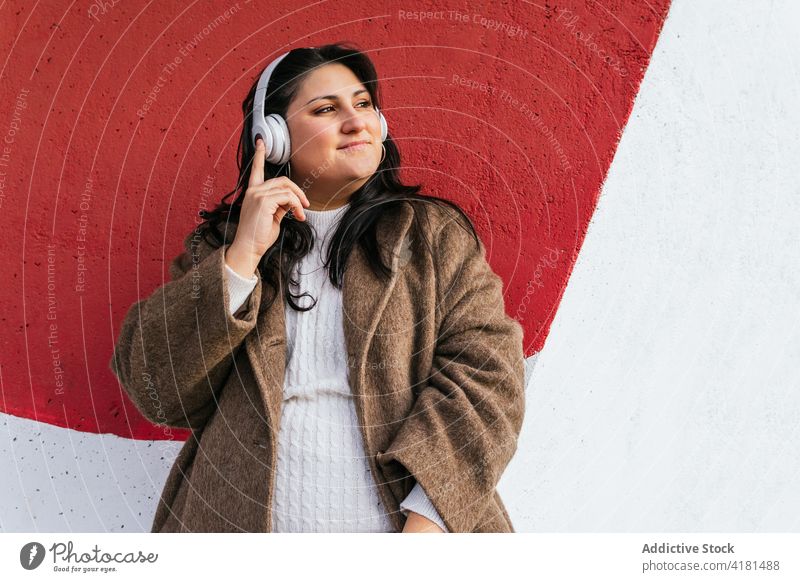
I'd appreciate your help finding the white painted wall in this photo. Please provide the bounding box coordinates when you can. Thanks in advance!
[503,0,800,531]
[2,0,799,532]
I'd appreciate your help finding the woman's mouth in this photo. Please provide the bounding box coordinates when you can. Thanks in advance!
[338,141,370,151]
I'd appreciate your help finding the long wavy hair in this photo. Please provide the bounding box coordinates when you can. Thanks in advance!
[196,42,478,311]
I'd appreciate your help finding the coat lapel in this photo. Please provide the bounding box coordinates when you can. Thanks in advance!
[244,277,286,438]
[342,203,415,403]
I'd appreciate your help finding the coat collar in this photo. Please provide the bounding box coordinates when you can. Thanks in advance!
[242,201,416,436]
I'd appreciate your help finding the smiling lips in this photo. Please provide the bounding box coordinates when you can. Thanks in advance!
[338,140,370,150]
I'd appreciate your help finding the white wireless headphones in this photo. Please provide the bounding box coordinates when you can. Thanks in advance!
[251,48,388,166]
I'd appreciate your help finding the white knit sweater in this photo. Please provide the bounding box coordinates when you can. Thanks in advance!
[222,202,447,533]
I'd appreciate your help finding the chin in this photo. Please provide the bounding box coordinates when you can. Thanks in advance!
[339,162,378,179]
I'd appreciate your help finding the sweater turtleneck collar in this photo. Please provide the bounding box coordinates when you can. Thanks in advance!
[302,201,351,235]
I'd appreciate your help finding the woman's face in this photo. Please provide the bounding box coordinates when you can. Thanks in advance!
[284,63,383,201]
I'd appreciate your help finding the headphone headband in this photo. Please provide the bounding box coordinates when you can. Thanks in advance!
[251,50,293,163]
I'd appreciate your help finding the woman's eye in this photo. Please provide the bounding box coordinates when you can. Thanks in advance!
[314,101,372,115]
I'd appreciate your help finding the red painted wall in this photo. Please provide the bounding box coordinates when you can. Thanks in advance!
[0,0,671,439]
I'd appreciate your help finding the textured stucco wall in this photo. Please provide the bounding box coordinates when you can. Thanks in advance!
[1,0,668,439]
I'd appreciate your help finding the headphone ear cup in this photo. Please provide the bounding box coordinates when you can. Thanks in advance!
[376,107,388,142]
[252,120,273,157]
[265,114,291,165]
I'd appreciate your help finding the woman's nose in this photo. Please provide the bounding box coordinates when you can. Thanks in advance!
[341,110,367,132]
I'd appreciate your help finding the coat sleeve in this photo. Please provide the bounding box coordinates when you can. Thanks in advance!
[376,212,526,533]
[108,233,263,430]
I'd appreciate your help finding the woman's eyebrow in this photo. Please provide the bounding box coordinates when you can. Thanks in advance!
[305,89,369,106]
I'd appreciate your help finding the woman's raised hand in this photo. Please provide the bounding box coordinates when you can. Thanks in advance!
[225,138,310,278]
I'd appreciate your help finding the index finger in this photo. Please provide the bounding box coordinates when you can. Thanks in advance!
[282,177,311,207]
[249,138,265,187]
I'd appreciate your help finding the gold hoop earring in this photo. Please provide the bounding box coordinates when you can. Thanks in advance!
[379,143,386,165]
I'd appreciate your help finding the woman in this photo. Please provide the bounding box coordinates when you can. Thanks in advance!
[109,43,526,533]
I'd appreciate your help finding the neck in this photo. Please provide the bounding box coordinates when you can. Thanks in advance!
[306,195,351,211]
[300,177,370,210]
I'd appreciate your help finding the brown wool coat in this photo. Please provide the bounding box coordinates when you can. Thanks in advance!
[109,201,526,533]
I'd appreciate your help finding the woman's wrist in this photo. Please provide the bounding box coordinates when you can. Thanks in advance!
[225,242,261,280]
[401,511,446,533]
